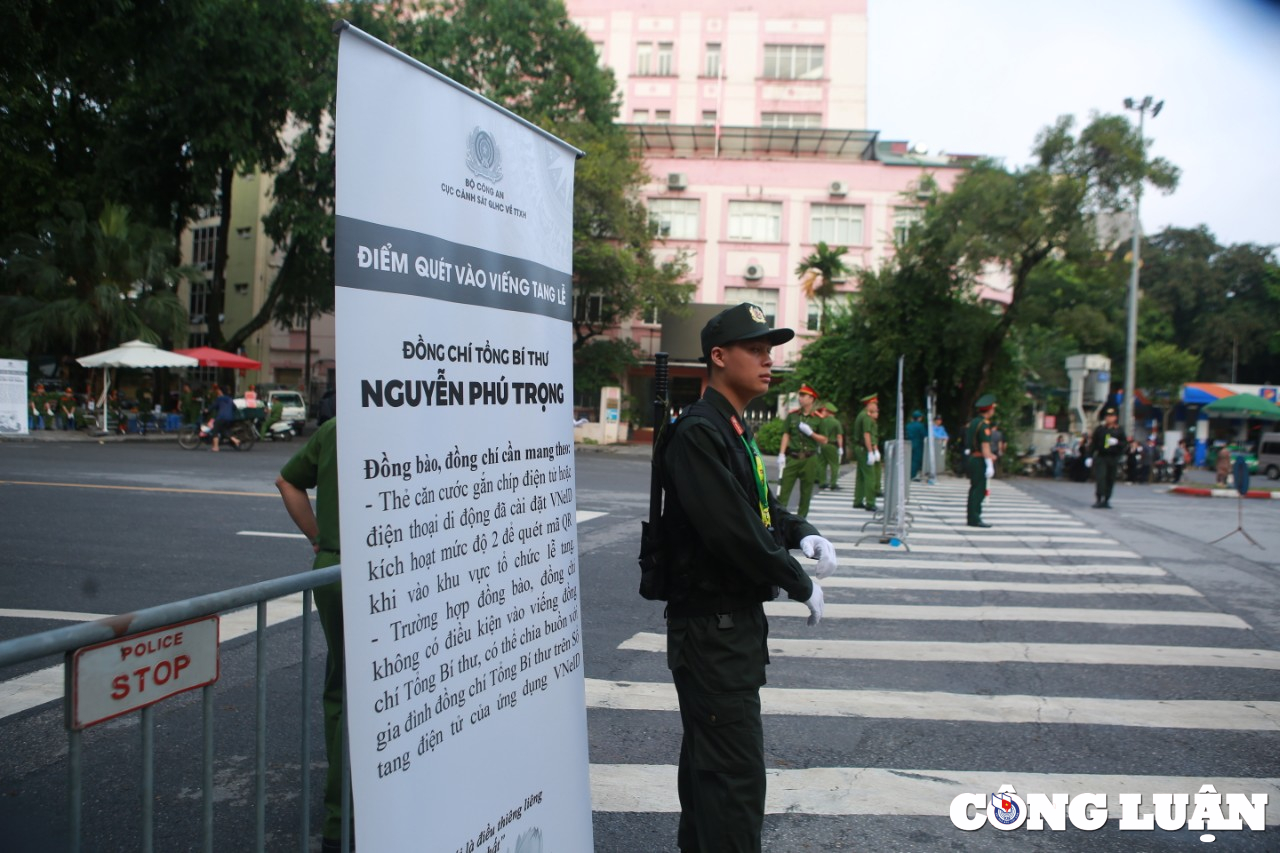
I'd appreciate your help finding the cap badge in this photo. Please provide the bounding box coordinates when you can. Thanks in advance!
[748,305,765,324]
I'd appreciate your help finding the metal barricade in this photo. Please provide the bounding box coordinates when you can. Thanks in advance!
[0,566,347,853]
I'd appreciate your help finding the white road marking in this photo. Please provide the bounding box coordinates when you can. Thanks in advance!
[0,608,110,622]
[237,531,307,539]
[826,542,1143,558]
[819,577,1201,596]
[618,632,1280,670]
[761,601,1250,628]
[585,678,1280,730]
[589,764,1280,823]
[827,558,1167,577]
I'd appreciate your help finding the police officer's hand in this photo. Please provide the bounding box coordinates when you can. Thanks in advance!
[800,535,838,579]
[1085,457,1094,469]
[804,581,824,626]
[984,458,995,478]
[798,421,814,437]
[776,453,785,476]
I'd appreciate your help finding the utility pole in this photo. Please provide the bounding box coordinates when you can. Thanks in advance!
[1121,96,1163,438]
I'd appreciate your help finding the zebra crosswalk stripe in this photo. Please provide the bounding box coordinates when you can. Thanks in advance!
[618,632,1280,670]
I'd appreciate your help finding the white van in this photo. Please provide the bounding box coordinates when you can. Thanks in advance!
[1259,431,1280,480]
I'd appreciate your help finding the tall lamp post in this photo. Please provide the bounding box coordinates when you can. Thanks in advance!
[1121,96,1163,438]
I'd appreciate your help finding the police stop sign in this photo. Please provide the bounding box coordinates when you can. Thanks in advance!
[70,616,220,729]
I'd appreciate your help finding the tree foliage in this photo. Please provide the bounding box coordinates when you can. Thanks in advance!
[792,111,1180,431]
[0,202,191,361]
[796,242,848,334]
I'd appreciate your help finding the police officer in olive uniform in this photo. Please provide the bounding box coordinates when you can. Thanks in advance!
[658,303,836,852]
[965,394,997,527]
[776,384,828,516]
[1090,405,1127,508]
[852,393,881,511]
[816,401,843,489]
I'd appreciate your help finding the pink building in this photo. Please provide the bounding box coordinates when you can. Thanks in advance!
[567,0,975,417]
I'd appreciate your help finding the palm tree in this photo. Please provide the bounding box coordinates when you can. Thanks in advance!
[0,202,191,361]
[796,241,849,334]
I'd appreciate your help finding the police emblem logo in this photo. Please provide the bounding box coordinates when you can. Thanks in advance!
[465,126,503,182]
[748,304,765,324]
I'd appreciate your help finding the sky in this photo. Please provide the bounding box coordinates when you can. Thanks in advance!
[867,0,1280,249]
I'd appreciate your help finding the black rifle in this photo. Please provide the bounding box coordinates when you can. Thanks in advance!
[637,352,669,600]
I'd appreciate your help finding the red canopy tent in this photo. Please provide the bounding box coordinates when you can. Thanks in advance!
[172,347,262,370]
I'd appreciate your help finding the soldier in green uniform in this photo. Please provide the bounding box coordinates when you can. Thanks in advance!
[965,394,997,527]
[776,384,828,516]
[276,419,350,853]
[851,393,881,511]
[180,384,201,426]
[1089,405,1127,508]
[658,303,834,852]
[816,401,843,489]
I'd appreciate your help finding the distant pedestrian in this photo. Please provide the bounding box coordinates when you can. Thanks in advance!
[905,409,927,481]
[1216,446,1233,487]
[815,401,843,490]
[777,384,827,516]
[852,393,880,511]
[210,385,241,452]
[1090,406,1126,508]
[965,394,997,527]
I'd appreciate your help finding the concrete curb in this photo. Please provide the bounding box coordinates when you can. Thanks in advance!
[1167,485,1280,499]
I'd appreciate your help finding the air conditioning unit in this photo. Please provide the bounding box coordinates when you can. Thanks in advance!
[744,263,764,281]
[828,180,848,197]
[667,172,688,191]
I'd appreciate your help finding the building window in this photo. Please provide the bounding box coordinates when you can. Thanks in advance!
[730,288,777,327]
[189,280,210,322]
[806,301,821,332]
[656,42,673,76]
[655,109,671,124]
[191,226,218,272]
[648,198,700,239]
[893,207,923,246]
[763,44,824,80]
[572,293,604,324]
[761,112,822,129]
[705,43,721,78]
[636,42,652,76]
[727,201,782,242]
[701,110,717,126]
[632,109,649,123]
[810,204,864,245]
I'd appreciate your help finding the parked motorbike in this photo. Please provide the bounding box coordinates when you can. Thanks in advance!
[258,419,295,441]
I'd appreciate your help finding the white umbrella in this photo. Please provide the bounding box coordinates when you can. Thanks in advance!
[77,340,199,432]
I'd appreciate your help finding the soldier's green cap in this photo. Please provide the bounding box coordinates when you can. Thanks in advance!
[975,394,996,410]
[700,303,794,360]
[818,400,839,414]
[911,409,923,418]
[860,393,878,404]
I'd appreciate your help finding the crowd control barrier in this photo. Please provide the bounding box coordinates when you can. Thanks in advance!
[0,565,348,853]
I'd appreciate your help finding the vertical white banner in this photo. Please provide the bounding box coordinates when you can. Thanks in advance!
[335,27,590,853]
[0,359,29,435]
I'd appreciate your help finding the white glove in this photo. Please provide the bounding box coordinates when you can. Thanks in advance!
[800,535,838,579]
[984,459,994,478]
[839,446,845,460]
[804,581,824,627]
[798,421,813,437]
[776,453,786,476]
[1085,457,1093,469]
[870,450,880,465]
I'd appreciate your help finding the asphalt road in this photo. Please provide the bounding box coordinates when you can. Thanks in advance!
[2,438,1279,851]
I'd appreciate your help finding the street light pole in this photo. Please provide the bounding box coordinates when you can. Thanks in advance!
[1121,96,1162,439]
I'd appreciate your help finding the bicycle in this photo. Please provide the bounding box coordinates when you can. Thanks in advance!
[177,419,257,451]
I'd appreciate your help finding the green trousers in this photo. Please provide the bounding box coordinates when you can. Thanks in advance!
[966,456,987,524]
[778,454,817,516]
[668,606,768,853]
[819,444,840,487]
[1095,456,1119,504]
[312,551,349,842]
[853,448,878,509]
